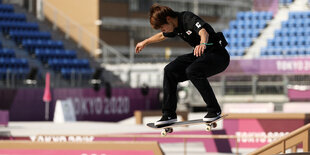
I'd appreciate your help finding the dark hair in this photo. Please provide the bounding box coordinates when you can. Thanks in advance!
[149,4,177,29]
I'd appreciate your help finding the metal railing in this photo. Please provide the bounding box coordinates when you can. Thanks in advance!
[250,123,310,154]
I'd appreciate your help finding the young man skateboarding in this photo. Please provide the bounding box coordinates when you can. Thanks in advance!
[135,4,230,126]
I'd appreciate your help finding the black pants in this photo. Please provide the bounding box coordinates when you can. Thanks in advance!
[162,45,230,116]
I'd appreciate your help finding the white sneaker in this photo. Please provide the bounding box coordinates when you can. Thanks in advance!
[203,111,221,122]
[155,115,177,126]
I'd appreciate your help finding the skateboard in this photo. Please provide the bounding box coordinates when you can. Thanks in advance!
[147,114,228,136]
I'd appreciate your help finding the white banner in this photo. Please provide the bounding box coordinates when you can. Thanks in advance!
[53,98,76,123]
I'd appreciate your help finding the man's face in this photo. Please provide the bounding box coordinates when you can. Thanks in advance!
[160,24,174,33]
[160,16,175,33]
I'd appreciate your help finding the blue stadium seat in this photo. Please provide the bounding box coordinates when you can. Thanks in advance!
[261,12,273,20]
[0,21,39,33]
[0,5,95,81]
[273,49,283,56]
[0,4,14,13]
[48,58,90,72]
[296,29,306,36]
[282,29,290,37]
[9,30,51,43]
[226,11,273,57]
[280,0,294,6]
[0,58,28,68]
[22,39,64,53]
[281,21,289,28]
[260,48,268,56]
[267,39,275,47]
[0,67,29,79]
[0,13,26,22]
[275,30,283,37]
[288,11,310,19]
[306,47,310,55]
[236,12,245,20]
[61,68,93,79]
[297,37,307,46]
[0,48,14,58]
[287,50,297,56]
[297,48,306,55]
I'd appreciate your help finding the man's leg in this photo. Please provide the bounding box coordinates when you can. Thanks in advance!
[162,53,194,115]
[186,47,230,121]
[156,53,194,126]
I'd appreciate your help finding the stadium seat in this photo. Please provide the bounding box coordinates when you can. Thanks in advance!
[0,58,28,69]
[0,4,14,13]
[35,49,77,63]
[48,58,90,71]
[0,21,39,33]
[260,48,268,56]
[0,13,26,22]
[225,11,273,57]
[0,48,14,58]
[262,11,310,57]
[279,0,294,6]
[9,31,51,43]
[22,39,64,53]
[0,5,95,81]
[306,48,310,55]
[61,68,93,79]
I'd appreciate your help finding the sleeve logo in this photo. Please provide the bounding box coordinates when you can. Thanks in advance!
[195,22,201,28]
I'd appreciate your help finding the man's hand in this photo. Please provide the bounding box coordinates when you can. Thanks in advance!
[135,41,147,54]
[194,44,206,57]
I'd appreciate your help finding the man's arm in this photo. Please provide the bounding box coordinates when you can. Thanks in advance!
[194,28,209,57]
[199,28,209,45]
[135,32,166,53]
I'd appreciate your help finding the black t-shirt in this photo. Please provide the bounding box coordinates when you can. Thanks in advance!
[163,11,216,47]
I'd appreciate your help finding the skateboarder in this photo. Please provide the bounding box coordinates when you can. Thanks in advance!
[135,4,230,126]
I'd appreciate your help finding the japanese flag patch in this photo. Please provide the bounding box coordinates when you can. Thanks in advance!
[186,30,192,35]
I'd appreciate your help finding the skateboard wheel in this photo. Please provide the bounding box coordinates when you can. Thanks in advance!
[161,130,167,136]
[212,122,217,128]
[206,125,211,131]
[166,128,173,133]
